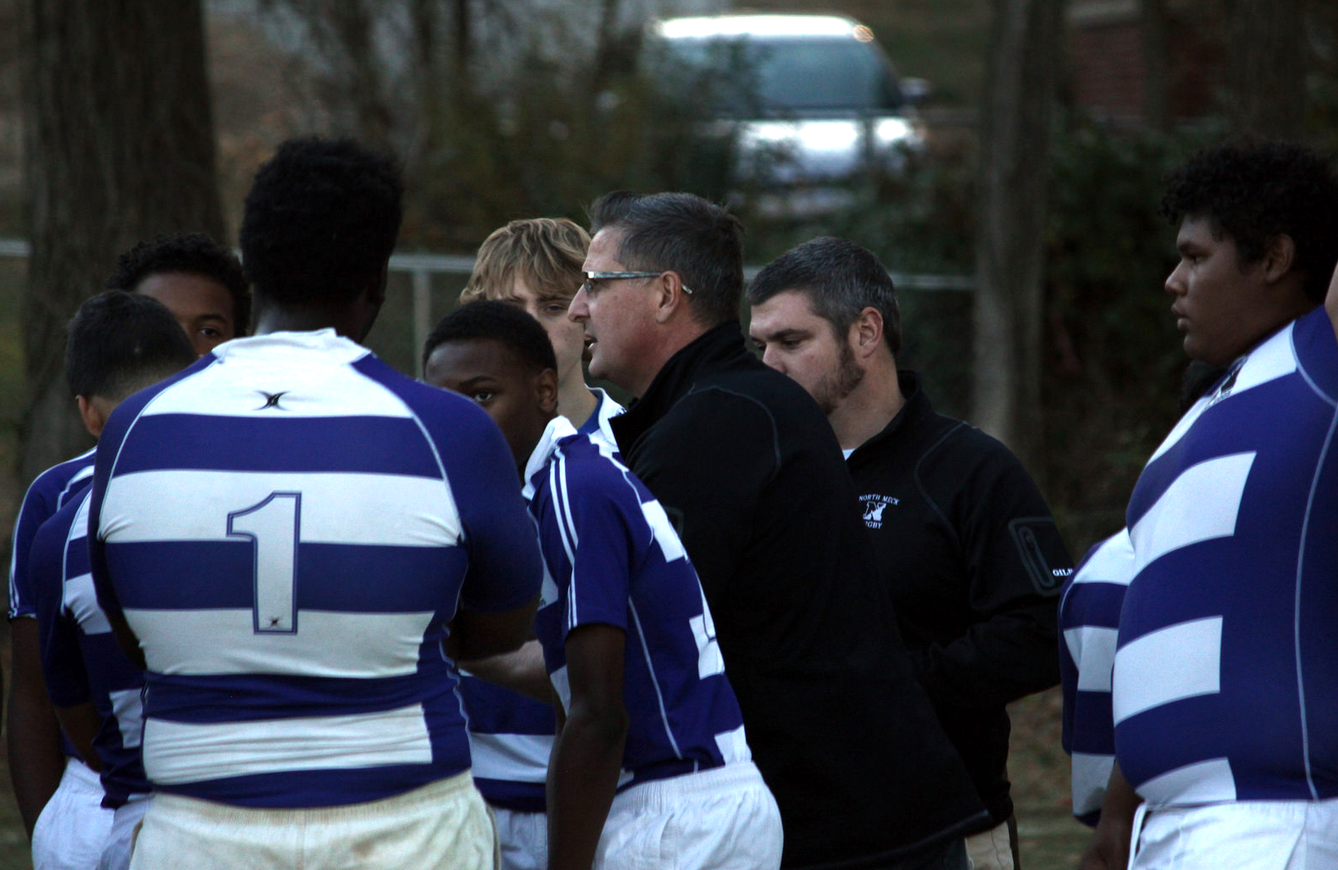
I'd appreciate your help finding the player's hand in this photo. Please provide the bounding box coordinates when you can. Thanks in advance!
[1077,825,1130,870]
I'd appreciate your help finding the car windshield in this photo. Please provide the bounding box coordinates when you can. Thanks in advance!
[656,35,903,114]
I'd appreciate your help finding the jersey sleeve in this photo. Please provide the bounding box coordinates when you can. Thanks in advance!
[912,432,1071,710]
[439,405,544,615]
[30,511,91,707]
[9,476,60,620]
[551,457,642,639]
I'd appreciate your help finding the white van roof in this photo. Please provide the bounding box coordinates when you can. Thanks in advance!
[653,14,866,41]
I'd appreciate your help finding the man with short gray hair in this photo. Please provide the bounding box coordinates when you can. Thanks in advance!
[570,191,989,870]
[749,236,1071,870]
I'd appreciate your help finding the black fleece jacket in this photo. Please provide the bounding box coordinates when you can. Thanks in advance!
[611,322,989,870]
[848,372,1071,824]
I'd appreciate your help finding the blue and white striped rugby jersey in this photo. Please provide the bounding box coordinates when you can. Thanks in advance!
[1060,529,1134,825]
[10,448,95,620]
[1113,306,1338,808]
[88,330,543,809]
[458,389,625,812]
[525,418,751,790]
[32,492,147,808]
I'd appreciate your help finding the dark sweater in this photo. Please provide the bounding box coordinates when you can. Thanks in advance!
[848,372,1070,823]
[612,323,989,869]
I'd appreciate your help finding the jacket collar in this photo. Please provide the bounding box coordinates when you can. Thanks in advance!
[849,370,931,460]
[611,320,749,447]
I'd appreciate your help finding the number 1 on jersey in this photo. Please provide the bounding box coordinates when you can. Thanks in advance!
[228,492,301,634]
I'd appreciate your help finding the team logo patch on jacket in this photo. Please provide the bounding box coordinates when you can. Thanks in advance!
[859,493,900,528]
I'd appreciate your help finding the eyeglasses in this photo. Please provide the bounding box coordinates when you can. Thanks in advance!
[581,271,694,296]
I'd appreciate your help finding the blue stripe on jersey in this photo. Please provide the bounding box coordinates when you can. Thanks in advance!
[87,331,543,808]
[1114,308,1338,807]
[31,492,147,807]
[107,541,468,612]
[142,669,460,723]
[527,420,749,791]
[110,415,445,477]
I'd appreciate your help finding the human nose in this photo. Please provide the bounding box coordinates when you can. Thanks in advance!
[760,346,783,373]
[1165,261,1187,296]
[569,285,590,322]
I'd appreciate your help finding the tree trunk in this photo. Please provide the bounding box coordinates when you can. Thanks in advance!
[18,0,224,486]
[972,0,1064,479]
[1224,0,1306,137]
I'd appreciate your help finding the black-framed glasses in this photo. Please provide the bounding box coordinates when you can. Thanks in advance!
[581,270,694,296]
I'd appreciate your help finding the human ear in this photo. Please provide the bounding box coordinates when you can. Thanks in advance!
[534,368,559,415]
[76,395,108,438]
[653,272,687,324]
[853,307,884,358]
[1262,234,1297,284]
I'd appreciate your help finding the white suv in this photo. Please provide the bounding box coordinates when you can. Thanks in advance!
[648,13,928,214]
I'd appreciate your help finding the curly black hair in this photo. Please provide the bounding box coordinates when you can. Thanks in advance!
[422,299,557,375]
[240,136,403,308]
[106,232,252,335]
[1161,140,1338,302]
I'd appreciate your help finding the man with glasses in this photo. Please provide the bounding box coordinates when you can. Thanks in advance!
[568,191,990,870]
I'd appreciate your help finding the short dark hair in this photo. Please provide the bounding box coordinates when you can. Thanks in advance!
[747,237,902,356]
[423,300,558,375]
[66,291,197,400]
[240,137,403,306]
[588,191,744,326]
[106,232,252,335]
[1161,140,1338,302]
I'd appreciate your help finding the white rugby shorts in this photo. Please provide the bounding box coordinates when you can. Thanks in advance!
[32,757,114,870]
[494,806,547,870]
[127,770,496,870]
[1131,798,1338,870]
[593,761,782,870]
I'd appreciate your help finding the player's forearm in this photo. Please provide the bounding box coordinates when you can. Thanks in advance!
[459,640,557,705]
[8,621,65,837]
[54,702,103,773]
[546,703,628,870]
[1079,763,1141,870]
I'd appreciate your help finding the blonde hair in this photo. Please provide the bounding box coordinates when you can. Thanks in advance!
[461,218,590,304]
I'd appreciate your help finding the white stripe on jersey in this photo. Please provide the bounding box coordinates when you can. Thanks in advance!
[1129,452,1255,575]
[100,470,462,546]
[1071,752,1115,818]
[550,665,571,712]
[549,457,579,628]
[627,600,684,760]
[1113,616,1223,724]
[125,608,438,677]
[467,733,553,784]
[1067,531,1135,587]
[712,724,750,765]
[145,340,410,420]
[143,703,434,784]
[110,688,143,749]
[64,573,112,635]
[1136,757,1237,806]
[1148,323,1297,464]
[1064,625,1119,692]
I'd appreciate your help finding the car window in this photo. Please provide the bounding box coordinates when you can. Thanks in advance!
[656,36,904,114]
